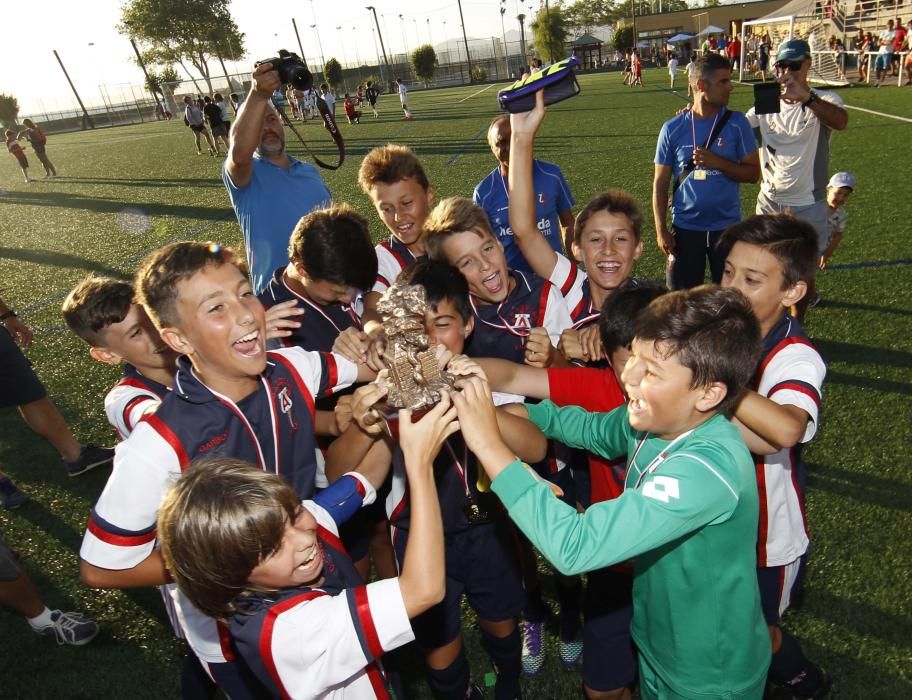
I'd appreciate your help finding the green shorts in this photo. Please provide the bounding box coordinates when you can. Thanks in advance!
[638,653,766,700]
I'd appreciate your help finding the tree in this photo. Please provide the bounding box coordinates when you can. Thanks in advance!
[411,45,438,87]
[530,5,569,63]
[324,58,343,91]
[613,25,634,51]
[119,0,244,94]
[0,94,20,129]
[564,0,621,34]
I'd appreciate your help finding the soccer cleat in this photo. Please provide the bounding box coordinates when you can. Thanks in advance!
[34,610,100,646]
[0,477,29,510]
[64,445,114,478]
[558,633,583,667]
[520,620,546,677]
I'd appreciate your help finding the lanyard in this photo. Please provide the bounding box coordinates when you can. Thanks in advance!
[691,108,722,160]
[282,273,363,333]
[469,294,531,338]
[444,439,472,497]
[631,429,694,490]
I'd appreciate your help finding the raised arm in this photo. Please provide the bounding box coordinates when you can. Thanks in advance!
[225,64,282,188]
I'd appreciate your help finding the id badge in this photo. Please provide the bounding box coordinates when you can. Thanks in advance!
[693,169,707,181]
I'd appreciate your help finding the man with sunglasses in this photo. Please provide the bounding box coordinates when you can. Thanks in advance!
[746,39,848,248]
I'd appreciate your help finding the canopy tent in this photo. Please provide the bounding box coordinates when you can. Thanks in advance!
[636,41,651,48]
[696,25,725,36]
[668,33,694,43]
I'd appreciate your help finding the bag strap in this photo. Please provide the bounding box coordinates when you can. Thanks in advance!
[275,96,345,171]
[670,108,734,198]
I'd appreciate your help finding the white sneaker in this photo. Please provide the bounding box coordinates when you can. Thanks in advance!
[33,610,100,646]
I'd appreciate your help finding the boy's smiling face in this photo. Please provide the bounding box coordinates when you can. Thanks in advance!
[247,507,325,590]
[424,297,474,355]
[93,303,178,373]
[721,241,805,337]
[439,229,514,304]
[572,211,643,294]
[367,177,435,250]
[161,262,266,399]
[621,338,722,440]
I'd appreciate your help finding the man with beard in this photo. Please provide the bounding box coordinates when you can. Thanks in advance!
[223,63,332,294]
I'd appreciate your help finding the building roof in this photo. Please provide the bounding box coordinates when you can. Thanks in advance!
[570,33,603,47]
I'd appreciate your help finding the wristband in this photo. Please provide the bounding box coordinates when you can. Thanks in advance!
[803,91,819,107]
[0,310,16,322]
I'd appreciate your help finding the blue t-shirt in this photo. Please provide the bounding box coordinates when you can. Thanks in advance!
[654,108,757,231]
[222,155,331,294]
[473,160,575,273]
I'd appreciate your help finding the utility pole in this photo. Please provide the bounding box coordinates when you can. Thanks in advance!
[53,50,94,129]
[127,38,167,119]
[456,0,474,81]
[545,0,553,63]
[518,14,527,67]
[366,6,392,88]
[291,18,309,70]
[500,4,509,78]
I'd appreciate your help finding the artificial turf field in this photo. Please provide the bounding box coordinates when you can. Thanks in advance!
[0,68,910,698]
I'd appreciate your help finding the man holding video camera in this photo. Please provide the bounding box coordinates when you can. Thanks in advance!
[223,61,331,294]
[746,39,848,244]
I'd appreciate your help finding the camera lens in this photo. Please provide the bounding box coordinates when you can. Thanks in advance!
[290,67,313,91]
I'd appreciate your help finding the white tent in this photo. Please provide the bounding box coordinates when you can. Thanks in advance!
[696,25,725,36]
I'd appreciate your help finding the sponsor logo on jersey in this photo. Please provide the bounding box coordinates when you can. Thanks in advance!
[642,475,680,503]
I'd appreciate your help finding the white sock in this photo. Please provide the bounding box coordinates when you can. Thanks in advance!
[28,607,54,630]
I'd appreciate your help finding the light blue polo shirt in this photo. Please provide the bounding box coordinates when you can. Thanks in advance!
[222,155,331,294]
[655,108,756,231]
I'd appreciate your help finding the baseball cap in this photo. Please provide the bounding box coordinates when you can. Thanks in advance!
[775,39,812,64]
[828,172,856,191]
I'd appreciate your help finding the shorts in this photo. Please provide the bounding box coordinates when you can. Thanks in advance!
[210,124,228,137]
[399,518,524,649]
[639,652,767,700]
[875,53,891,71]
[14,154,29,169]
[205,657,268,699]
[757,555,807,625]
[189,124,207,134]
[759,56,769,71]
[0,327,47,408]
[582,567,637,691]
[0,536,23,582]
[756,193,828,251]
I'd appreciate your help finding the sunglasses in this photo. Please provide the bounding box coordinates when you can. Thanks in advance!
[775,60,805,71]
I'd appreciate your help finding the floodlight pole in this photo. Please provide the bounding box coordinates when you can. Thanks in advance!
[457,0,474,81]
[518,14,527,65]
[291,18,309,71]
[53,49,94,129]
[366,6,392,88]
[128,38,166,119]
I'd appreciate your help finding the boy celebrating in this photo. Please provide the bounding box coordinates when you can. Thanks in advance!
[720,214,830,699]
[451,285,772,699]
[258,205,377,353]
[79,242,375,695]
[396,77,412,120]
[158,392,455,699]
[6,129,30,183]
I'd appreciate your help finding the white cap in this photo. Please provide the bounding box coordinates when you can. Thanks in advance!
[827,171,856,191]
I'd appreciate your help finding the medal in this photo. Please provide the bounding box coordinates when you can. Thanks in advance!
[463,502,489,523]
[694,169,707,180]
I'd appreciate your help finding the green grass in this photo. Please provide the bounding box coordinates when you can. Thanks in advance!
[1,69,910,698]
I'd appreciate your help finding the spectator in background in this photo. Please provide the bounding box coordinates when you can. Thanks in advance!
[214,93,232,133]
[182,95,216,156]
[202,96,229,155]
[875,19,896,86]
[17,119,56,179]
[892,18,906,76]
[728,33,742,71]
[668,52,679,88]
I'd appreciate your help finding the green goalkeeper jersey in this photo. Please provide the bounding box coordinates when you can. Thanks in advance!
[491,401,770,698]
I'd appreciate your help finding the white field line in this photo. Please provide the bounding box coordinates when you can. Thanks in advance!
[457,83,499,103]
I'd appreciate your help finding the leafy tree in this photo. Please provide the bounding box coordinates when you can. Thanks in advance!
[660,0,689,11]
[613,25,634,51]
[471,65,488,82]
[324,58,343,90]
[0,93,20,128]
[411,45,438,87]
[119,0,244,94]
[530,5,569,63]
[564,0,621,33]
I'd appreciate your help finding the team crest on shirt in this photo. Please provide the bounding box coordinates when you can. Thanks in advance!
[274,381,298,430]
[513,313,532,329]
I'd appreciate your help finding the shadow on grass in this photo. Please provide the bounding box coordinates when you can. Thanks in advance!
[815,339,912,369]
[0,190,229,221]
[807,462,912,513]
[53,176,224,188]
[0,247,128,277]
[817,298,912,316]
[825,370,910,395]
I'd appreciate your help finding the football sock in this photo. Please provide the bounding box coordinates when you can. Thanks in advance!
[770,629,826,695]
[427,648,472,700]
[481,627,522,700]
[27,606,53,631]
[557,576,583,640]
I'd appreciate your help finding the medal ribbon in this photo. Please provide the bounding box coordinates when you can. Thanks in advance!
[632,429,695,490]
[282,273,363,333]
[690,107,723,167]
[444,439,472,498]
[468,293,531,338]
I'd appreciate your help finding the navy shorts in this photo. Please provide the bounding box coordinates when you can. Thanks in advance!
[400,518,524,649]
[757,555,807,625]
[582,567,637,691]
[0,327,47,408]
[205,657,268,699]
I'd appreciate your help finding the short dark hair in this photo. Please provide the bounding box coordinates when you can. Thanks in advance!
[62,276,135,346]
[136,241,238,328]
[398,260,471,322]
[635,285,761,417]
[598,281,668,356]
[575,190,644,243]
[158,458,300,620]
[718,214,817,289]
[288,204,377,292]
[693,53,731,88]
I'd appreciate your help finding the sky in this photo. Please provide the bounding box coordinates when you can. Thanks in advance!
[1,0,559,116]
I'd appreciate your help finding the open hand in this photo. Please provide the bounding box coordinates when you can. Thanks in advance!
[351,380,389,436]
[399,392,459,470]
[264,300,304,340]
[333,326,371,363]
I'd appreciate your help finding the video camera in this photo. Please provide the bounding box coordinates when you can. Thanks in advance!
[256,49,312,91]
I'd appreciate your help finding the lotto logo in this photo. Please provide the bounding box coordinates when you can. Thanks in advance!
[642,476,680,503]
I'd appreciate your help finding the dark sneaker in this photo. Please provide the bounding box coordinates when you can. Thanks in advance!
[0,477,29,509]
[64,445,114,477]
[769,668,832,699]
[34,610,100,646]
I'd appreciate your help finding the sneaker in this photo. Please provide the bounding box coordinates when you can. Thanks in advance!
[558,632,583,667]
[520,620,546,677]
[64,445,114,477]
[34,610,99,646]
[769,668,832,699]
[0,477,29,509]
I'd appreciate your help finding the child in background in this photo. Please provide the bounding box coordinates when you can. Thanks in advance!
[820,171,855,271]
[452,285,772,700]
[719,214,830,699]
[365,80,380,118]
[17,119,56,179]
[632,51,643,86]
[343,94,361,124]
[396,77,412,120]
[5,130,30,183]
[320,83,335,116]
[668,53,679,88]
[157,390,452,700]
[685,53,698,98]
